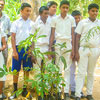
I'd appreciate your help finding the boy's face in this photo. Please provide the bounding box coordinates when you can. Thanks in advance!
[60,4,69,15]
[21,7,31,19]
[40,10,49,20]
[0,1,4,12]
[74,15,81,25]
[88,7,98,20]
[49,4,57,16]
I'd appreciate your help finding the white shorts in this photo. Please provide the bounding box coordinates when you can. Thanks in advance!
[0,52,6,81]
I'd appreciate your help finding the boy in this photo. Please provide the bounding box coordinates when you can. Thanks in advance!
[0,31,6,100]
[70,10,85,99]
[9,3,34,99]
[0,0,11,98]
[33,6,50,69]
[49,1,76,100]
[47,1,57,23]
[0,0,11,65]
[36,1,57,23]
[75,3,100,100]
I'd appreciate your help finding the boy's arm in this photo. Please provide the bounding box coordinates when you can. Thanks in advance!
[49,27,55,51]
[71,27,75,60]
[75,33,81,62]
[11,33,18,60]
[7,18,11,38]
[0,37,6,52]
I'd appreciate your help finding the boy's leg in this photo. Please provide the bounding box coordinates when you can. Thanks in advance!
[70,61,76,98]
[22,50,33,98]
[9,47,22,100]
[70,61,76,92]
[86,48,100,100]
[64,52,72,100]
[75,48,89,98]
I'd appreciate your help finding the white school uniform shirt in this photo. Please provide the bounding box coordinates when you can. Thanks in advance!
[33,17,51,46]
[51,14,76,42]
[75,18,100,48]
[10,17,34,45]
[0,12,11,41]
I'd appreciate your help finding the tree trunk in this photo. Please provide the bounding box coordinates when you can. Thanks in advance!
[21,0,41,21]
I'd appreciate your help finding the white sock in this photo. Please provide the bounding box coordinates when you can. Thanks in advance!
[0,94,2,98]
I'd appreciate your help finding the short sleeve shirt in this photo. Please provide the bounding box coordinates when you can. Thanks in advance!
[10,17,34,45]
[0,12,11,40]
[51,14,76,42]
[33,17,51,45]
[75,18,100,47]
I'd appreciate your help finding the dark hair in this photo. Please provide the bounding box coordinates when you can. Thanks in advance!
[72,10,81,16]
[88,3,99,11]
[39,6,49,14]
[60,0,70,7]
[47,1,58,8]
[21,3,31,10]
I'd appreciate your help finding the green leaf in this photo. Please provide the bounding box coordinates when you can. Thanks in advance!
[3,64,8,72]
[37,35,47,39]
[0,68,5,78]
[9,67,12,72]
[16,89,23,97]
[62,49,72,55]
[60,56,67,70]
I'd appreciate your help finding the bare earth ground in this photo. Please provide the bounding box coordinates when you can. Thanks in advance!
[4,49,100,100]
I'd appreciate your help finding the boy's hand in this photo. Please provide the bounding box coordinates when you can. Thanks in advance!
[75,52,80,62]
[13,51,19,61]
[27,49,31,56]
[0,48,3,52]
[31,55,37,64]
[70,49,74,60]
[48,48,52,60]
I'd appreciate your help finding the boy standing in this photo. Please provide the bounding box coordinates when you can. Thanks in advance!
[0,0,11,99]
[0,0,11,65]
[0,30,6,100]
[9,3,34,99]
[33,6,50,67]
[75,3,100,100]
[49,1,76,100]
[70,10,85,99]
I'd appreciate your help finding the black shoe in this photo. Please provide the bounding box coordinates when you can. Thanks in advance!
[64,93,70,100]
[8,93,17,100]
[81,92,85,98]
[2,93,7,99]
[75,97,80,100]
[86,95,94,100]
[70,91,75,99]
[22,90,32,100]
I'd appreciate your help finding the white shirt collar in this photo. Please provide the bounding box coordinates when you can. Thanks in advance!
[58,14,70,20]
[38,16,49,24]
[19,17,30,22]
[87,18,99,23]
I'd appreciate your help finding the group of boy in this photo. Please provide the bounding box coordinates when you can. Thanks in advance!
[0,0,100,100]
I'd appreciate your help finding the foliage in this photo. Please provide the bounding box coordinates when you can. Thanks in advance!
[4,0,21,22]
